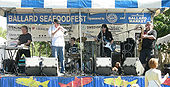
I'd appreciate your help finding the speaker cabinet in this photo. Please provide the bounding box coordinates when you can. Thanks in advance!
[123,57,144,75]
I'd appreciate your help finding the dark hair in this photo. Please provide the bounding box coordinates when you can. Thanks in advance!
[71,37,76,41]
[21,25,28,32]
[101,24,108,32]
[54,19,60,24]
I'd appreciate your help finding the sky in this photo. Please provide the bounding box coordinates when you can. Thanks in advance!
[0,16,7,30]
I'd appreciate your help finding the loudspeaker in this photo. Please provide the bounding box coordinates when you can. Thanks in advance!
[121,38,135,59]
[95,57,112,75]
[25,57,58,76]
[123,57,144,75]
[41,57,58,76]
[25,58,41,76]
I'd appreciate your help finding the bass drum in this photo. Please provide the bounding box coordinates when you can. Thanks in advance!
[2,59,16,73]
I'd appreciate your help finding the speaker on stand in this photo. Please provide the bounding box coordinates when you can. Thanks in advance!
[121,38,135,64]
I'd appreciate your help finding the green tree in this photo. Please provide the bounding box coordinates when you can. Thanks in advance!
[0,27,7,39]
[154,9,170,38]
[30,41,51,57]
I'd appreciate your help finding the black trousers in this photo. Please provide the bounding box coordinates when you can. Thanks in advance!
[15,49,31,64]
[100,46,111,57]
[139,49,152,74]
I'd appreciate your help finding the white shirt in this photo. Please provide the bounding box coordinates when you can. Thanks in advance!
[48,25,67,47]
[145,68,167,87]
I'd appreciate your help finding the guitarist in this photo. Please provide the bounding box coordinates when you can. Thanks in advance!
[95,24,114,57]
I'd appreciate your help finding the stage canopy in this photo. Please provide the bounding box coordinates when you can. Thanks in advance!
[0,0,169,16]
[0,0,169,8]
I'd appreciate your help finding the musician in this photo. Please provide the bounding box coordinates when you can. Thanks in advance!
[15,26,32,64]
[96,24,114,57]
[65,37,80,69]
[139,21,157,74]
[48,19,67,74]
[65,37,78,53]
[112,62,122,75]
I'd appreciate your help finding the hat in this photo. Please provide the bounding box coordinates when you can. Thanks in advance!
[54,19,61,24]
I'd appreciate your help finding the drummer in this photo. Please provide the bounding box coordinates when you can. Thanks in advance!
[65,37,78,53]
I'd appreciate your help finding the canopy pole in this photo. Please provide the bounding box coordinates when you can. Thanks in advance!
[79,8,83,74]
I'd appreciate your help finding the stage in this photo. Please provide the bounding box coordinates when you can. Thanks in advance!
[0,75,169,87]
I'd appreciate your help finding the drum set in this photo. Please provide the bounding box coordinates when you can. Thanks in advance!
[65,37,93,75]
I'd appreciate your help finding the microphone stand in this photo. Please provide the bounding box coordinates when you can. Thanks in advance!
[101,29,105,57]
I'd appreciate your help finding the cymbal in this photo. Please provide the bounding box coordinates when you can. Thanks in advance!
[76,37,87,42]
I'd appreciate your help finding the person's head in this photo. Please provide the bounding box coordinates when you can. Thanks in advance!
[70,37,76,44]
[145,21,153,31]
[21,26,28,34]
[115,62,121,68]
[53,19,60,26]
[148,58,158,69]
[101,24,108,32]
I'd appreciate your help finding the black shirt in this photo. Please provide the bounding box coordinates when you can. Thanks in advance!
[65,43,78,52]
[18,33,32,46]
[97,31,113,43]
[142,30,157,49]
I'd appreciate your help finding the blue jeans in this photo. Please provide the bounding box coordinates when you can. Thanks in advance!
[52,46,65,73]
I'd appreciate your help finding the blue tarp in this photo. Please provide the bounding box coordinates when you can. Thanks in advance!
[0,76,169,87]
[0,0,170,8]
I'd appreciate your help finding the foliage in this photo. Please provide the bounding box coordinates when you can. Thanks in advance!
[0,27,7,39]
[153,9,170,38]
[158,42,170,70]
[30,41,52,57]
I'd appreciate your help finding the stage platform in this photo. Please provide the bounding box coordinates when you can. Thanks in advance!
[0,75,169,87]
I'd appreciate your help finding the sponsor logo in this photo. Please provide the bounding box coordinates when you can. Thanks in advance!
[106,13,118,23]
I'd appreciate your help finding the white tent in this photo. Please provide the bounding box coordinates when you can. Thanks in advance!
[157,34,170,44]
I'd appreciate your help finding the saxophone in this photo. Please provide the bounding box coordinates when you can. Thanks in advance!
[138,28,144,51]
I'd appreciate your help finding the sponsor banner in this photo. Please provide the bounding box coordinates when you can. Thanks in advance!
[7,24,143,42]
[7,13,151,24]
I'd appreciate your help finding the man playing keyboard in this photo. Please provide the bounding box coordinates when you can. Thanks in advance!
[15,26,32,64]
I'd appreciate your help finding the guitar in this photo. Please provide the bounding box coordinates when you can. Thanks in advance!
[89,35,116,52]
[104,40,116,52]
